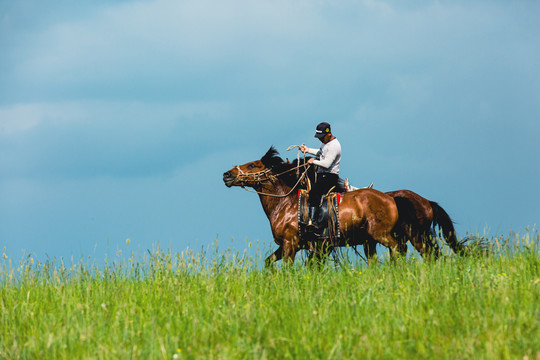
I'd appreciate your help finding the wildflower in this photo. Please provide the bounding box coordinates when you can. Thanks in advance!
[2,253,7,260]
[126,238,131,245]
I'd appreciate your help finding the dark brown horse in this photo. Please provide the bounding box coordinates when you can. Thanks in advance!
[223,147,404,266]
[386,190,465,258]
[386,190,450,258]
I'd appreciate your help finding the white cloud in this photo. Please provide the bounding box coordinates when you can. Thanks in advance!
[0,103,78,135]
[0,108,42,135]
[16,0,321,75]
[3,0,535,111]
[0,99,248,181]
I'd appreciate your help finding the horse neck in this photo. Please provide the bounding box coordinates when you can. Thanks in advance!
[256,179,298,220]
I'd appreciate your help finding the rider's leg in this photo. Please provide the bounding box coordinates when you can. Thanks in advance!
[307,173,338,231]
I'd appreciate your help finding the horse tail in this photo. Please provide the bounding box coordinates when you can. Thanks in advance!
[429,201,464,255]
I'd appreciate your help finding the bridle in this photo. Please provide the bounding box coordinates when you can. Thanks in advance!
[233,166,276,186]
[233,163,312,198]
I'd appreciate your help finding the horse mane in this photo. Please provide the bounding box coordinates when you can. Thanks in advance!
[260,146,285,171]
[260,146,311,189]
[260,146,346,192]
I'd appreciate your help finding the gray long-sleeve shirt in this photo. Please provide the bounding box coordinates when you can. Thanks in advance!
[306,138,341,175]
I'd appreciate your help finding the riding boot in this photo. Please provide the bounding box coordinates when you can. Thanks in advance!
[306,206,320,233]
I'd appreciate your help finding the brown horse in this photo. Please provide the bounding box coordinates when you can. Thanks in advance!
[223,147,404,266]
[386,190,466,258]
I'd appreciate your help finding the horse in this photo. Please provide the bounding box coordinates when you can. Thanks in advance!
[223,147,405,266]
[387,190,477,258]
[386,190,461,258]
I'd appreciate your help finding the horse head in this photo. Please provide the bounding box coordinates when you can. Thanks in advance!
[222,146,283,188]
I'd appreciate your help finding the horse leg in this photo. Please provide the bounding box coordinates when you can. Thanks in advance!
[420,231,442,260]
[407,229,429,259]
[395,229,410,259]
[306,247,322,268]
[363,237,378,265]
[410,235,426,258]
[390,232,407,259]
[265,246,283,268]
[282,240,298,265]
[374,232,405,260]
[307,240,332,268]
[410,229,441,260]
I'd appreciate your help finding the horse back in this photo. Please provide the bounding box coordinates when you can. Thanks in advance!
[338,188,399,234]
[386,189,433,229]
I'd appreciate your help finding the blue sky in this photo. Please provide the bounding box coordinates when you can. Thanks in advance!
[1,0,539,262]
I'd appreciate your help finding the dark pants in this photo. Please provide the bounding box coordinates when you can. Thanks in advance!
[309,173,339,207]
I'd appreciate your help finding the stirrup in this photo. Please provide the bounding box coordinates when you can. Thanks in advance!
[305,224,322,236]
[306,206,320,232]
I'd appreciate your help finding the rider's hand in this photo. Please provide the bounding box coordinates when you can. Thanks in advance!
[299,144,308,153]
[307,158,315,164]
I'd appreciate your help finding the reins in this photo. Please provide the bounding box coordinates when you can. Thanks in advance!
[240,163,312,198]
[232,145,312,198]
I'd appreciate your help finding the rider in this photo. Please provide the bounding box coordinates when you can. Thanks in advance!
[299,122,341,232]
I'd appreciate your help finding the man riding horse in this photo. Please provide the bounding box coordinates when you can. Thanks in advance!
[299,122,341,233]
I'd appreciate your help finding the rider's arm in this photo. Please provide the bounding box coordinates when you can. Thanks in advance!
[300,144,320,157]
[313,154,336,169]
[312,143,338,169]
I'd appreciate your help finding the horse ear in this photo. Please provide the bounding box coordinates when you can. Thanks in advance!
[286,159,291,164]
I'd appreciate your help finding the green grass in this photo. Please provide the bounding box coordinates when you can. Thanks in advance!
[1,233,539,360]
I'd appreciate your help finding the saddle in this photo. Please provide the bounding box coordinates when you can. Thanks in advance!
[298,189,341,243]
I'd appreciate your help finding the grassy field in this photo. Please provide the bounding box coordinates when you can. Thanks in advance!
[1,233,539,359]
